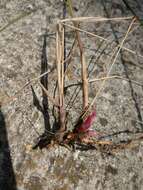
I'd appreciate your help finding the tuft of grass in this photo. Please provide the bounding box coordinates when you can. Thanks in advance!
[1,0,142,151]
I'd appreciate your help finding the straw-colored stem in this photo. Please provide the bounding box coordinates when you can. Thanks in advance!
[56,24,61,105]
[81,52,88,109]
[66,0,88,109]
[77,33,88,109]
[38,82,59,107]
[89,75,143,87]
[60,16,133,23]
[61,24,65,101]
[56,23,66,132]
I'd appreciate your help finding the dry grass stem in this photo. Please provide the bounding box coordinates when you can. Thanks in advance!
[65,21,88,109]
[56,23,66,132]
[38,82,59,107]
[89,75,143,87]
[81,50,89,109]
[60,16,133,23]
[65,0,89,109]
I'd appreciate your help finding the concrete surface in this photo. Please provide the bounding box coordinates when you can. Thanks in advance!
[0,0,143,190]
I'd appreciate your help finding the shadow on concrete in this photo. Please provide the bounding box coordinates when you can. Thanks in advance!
[0,106,17,190]
[32,33,56,149]
[31,33,51,132]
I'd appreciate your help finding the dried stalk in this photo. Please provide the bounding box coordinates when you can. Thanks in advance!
[80,48,88,109]
[60,16,133,23]
[56,23,66,132]
[89,75,143,87]
[38,82,59,107]
[65,0,88,109]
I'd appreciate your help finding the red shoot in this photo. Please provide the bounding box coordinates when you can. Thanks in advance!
[77,111,96,133]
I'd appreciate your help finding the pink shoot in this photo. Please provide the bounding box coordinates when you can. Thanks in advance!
[77,111,96,133]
